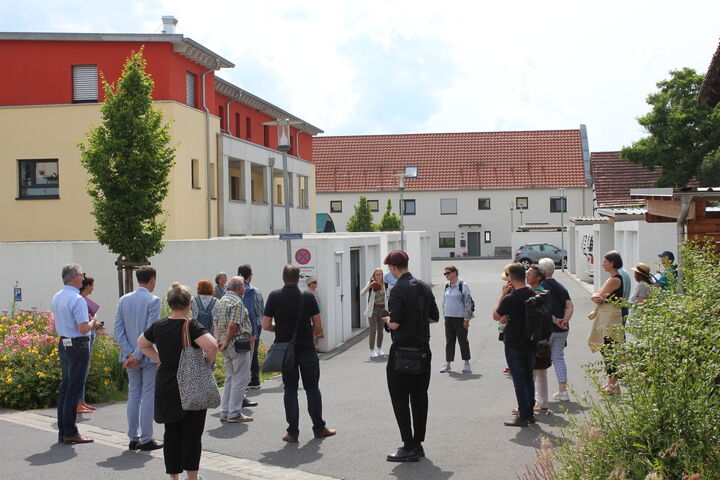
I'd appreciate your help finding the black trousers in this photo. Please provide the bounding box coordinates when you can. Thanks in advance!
[163,409,207,474]
[444,316,471,362]
[386,344,431,446]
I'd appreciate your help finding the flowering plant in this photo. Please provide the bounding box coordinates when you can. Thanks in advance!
[0,309,127,409]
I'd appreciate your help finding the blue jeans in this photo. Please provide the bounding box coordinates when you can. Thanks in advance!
[57,337,91,438]
[281,347,326,437]
[126,362,157,443]
[505,345,535,419]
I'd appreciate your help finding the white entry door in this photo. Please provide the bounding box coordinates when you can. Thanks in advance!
[334,253,344,345]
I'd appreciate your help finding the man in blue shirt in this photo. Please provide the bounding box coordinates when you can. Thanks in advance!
[657,250,678,290]
[52,263,100,444]
[114,266,162,451]
[238,264,263,399]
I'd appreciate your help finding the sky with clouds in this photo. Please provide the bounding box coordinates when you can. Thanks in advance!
[2,0,719,151]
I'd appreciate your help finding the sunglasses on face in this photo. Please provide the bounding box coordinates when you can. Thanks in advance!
[444,271,454,276]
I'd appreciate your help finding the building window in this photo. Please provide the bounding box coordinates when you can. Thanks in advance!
[272,169,287,205]
[478,198,491,210]
[298,175,309,208]
[191,159,200,189]
[229,159,245,201]
[263,125,270,147]
[17,159,59,199]
[235,113,241,137]
[330,201,342,213]
[550,196,567,212]
[484,231,492,243]
[246,117,252,140]
[368,200,379,212]
[72,65,98,103]
[250,164,266,203]
[186,72,197,108]
[439,231,455,248]
[403,199,416,215]
[516,197,529,209]
[440,198,457,215]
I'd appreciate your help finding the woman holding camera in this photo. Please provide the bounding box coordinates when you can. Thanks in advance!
[361,268,388,358]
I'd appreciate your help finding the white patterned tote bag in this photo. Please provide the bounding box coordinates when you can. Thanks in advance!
[177,319,221,411]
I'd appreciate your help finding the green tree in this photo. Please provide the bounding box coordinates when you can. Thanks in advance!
[376,198,401,231]
[79,49,176,269]
[346,195,375,232]
[621,67,720,187]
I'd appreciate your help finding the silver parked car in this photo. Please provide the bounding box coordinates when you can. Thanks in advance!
[514,243,567,269]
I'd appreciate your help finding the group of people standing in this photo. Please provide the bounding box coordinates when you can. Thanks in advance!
[51,262,334,480]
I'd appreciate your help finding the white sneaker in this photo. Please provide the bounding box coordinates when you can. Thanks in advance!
[370,349,378,358]
[462,363,472,373]
[377,349,386,357]
[439,364,451,373]
[552,391,570,402]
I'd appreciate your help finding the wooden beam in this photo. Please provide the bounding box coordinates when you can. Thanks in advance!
[646,198,696,220]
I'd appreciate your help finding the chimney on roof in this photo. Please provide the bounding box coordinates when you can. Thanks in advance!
[161,16,178,34]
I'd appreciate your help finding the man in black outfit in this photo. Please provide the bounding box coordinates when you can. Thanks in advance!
[493,263,537,427]
[262,264,336,442]
[383,250,439,462]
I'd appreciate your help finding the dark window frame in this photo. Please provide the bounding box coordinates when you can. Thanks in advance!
[330,201,342,213]
[17,158,60,200]
[368,199,379,212]
[550,196,567,213]
[484,231,492,243]
[439,231,456,248]
[516,197,529,209]
[402,199,416,215]
[478,197,491,210]
[72,64,98,103]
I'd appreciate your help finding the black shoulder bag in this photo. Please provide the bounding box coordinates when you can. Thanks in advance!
[393,281,429,375]
[262,293,306,373]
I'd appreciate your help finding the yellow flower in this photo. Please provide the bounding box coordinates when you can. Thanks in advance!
[5,377,12,384]
[36,372,45,378]
[103,380,110,385]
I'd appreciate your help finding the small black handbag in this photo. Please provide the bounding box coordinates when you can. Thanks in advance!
[233,337,251,352]
[394,346,427,375]
[262,294,305,373]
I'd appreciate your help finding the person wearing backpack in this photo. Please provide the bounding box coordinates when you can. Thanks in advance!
[493,263,537,427]
[440,266,474,373]
[191,280,218,336]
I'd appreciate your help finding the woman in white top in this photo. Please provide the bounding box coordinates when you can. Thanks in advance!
[440,266,473,373]
[360,268,388,358]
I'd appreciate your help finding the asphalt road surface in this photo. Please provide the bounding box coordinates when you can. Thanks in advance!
[1,259,600,479]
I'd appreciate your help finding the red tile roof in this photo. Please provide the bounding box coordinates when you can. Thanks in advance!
[591,151,661,208]
[313,130,587,192]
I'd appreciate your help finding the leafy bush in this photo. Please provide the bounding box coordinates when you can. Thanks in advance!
[536,242,720,480]
[0,310,127,409]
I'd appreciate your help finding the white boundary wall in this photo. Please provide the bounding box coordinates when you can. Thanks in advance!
[0,231,430,352]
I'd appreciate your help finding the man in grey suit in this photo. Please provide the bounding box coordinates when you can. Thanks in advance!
[114,266,163,451]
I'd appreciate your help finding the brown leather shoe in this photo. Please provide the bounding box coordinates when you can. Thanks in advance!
[314,427,336,439]
[282,433,298,443]
[63,434,94,444]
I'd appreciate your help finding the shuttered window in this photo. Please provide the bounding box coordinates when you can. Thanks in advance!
[72,65,98,102]
[186,72,196,107]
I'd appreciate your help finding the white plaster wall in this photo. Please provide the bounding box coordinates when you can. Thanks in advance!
[0,231,430,352]
[219,135,314,235]
[317,187,592,258]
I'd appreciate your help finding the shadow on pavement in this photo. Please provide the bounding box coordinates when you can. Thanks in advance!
[259,440,322,468]
[25,443,77,466]
[509,424,564,448]
[365,357,389,364]
[447,372,482,381]
[96,450,154,471]
[389,458,453,479]
[551,401,588,415]
[206,422,251,439]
